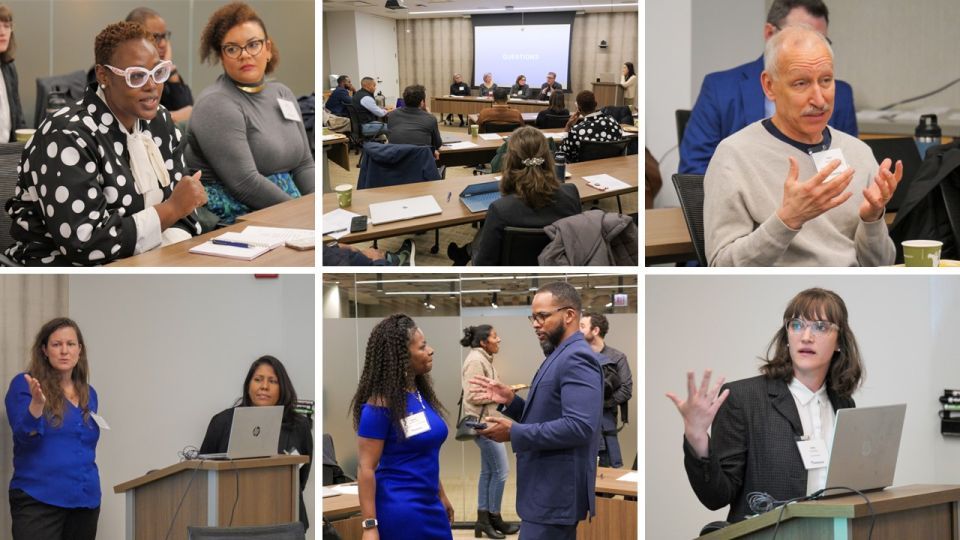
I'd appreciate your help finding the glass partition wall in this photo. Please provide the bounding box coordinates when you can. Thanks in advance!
[322,273,639,526]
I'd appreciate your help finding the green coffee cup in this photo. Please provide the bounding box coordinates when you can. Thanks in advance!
[470,124,479,137]
[335,184,353,208]
[902,240,942,267]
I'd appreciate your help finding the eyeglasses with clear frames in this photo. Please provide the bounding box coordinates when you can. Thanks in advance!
[784,318,839,336]
[528,306,577,325]
[102,60,173,89]
[221,39,265,59]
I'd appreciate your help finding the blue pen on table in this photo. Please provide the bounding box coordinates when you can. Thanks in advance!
[212,239,252,249]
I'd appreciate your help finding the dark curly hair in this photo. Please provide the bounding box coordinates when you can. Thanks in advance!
[95,21,151,67]
[27,317,91,427]
[760,287,864,398]
[0,5,17,64]
[200,1,279,74]
[351,314,445,439]
[460,324,494,348]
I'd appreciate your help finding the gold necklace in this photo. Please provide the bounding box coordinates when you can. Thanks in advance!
[235,82,266,94]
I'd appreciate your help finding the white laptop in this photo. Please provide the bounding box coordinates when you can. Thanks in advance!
[369,195,443,225]
[821,404,907,496]
[197,406,283,460]
[597,72,617,83]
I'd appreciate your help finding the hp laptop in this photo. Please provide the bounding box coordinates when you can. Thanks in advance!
[459,180,501,213]
[369,195,443,225]
[862,137,923,212]
[197,406,283,460]
[821,403,907,496]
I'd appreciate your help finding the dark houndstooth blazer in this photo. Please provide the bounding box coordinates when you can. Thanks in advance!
[682,375,855,523]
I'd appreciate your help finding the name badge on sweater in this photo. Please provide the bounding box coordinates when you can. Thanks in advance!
[810,148,849,182]
[796,438,828,469]
[401,411,431,438]
[90,412,111,430]
[278,98,302,122]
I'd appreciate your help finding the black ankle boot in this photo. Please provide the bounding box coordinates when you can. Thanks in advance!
[489,512,520,535]
[447,242,471,266]
[475,510,506,539]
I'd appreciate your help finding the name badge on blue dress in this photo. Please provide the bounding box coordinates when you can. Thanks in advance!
[401,411,431,438]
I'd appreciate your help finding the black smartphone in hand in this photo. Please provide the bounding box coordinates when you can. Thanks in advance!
[464,420,487,430]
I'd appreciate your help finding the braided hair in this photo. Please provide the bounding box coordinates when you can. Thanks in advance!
[351,314,446,438]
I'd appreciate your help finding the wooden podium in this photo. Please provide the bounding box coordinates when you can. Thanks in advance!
[592,82,624,109]
[114,455,310,540]
[697,484,960,540]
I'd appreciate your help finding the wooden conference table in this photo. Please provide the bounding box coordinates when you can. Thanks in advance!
[323,488,362,540]
[467,111,540,126]
[438,126,638,167]
[323,155,638,244]
[109,194,316,267]
[645,207,898,265]
[430,95,550,117]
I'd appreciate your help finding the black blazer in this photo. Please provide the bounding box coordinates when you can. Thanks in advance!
[200,407,314,530]
[1,60,25,141]
[682,375,855,523]
[472,182,581,265]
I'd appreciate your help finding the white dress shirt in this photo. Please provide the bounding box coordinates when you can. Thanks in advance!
[788,377,835,495]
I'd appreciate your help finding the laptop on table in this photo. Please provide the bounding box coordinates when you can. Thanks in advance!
[369,195,443,225]
[459,180,501,213]
[197,405,283,460]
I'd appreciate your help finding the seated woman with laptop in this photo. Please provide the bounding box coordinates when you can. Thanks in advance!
[200,355,313,532]
[665,288,863,525]
[447,126,581,265]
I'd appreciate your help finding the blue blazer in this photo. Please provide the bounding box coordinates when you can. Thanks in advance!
[679,56,858,175]
[500,331,602,525]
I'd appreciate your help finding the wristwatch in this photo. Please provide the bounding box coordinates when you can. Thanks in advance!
[361,518,378,529]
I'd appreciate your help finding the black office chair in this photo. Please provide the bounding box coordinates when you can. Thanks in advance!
[323,433,355,486]
[676,109,692,145]
[499,226,550,265]
[35,70,87,128]
[187,523,305,539]
[579,139,630,161]
[671,173,708,266]
[601,106,633,125]
[537,113,570,129]
[480,122,522,134]
[0,142,25,266]
[344,104,383,162]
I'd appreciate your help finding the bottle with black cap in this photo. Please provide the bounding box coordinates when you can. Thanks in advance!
[915,113,942,159]
[555,152,566,183]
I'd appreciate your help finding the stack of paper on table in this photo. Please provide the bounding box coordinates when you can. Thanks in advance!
[444,141,480,150]
[322,208,361,239]
[188,226,314,260]
[478,134,503,141]
[583,174,631,192]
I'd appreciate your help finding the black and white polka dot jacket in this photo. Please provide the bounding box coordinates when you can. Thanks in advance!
[558,112,625,163]
[4,86,200,266]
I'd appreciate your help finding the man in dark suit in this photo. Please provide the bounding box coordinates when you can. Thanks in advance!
[472,281,603,540]
[536,72,563,101]
[679,0,858,175]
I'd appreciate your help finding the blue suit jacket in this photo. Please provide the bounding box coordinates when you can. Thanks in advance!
[500,331,602,525]
[679,56,858,175]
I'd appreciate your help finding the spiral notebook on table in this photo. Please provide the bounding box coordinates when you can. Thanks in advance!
[189,226,314,260]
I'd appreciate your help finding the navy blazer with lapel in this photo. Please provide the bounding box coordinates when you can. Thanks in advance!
[679,56,858,175]
[500,331,603,525]
[682,375,855,523]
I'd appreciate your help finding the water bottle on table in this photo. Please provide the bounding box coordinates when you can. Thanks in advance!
[915,114,941,159]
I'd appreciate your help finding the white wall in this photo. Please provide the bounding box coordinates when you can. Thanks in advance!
[325,11,361,89]
[646,275,944,539]
[68,275,315,540]
[355,12,400,101]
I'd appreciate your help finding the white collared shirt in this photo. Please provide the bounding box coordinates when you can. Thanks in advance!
[788,377,835,495]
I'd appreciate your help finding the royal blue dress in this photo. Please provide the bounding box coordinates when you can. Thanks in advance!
[358,391,452,540]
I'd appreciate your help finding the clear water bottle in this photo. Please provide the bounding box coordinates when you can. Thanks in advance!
[915,114,942,159]
[375,91,386,109]
[555,153,566,182]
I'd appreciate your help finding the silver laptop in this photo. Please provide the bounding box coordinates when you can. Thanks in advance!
[597,72,616,83]
[197,406,283,460]
[821,404,907,496]
[369,195,442,225]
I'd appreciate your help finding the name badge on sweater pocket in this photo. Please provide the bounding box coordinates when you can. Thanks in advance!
[278,98,302,122]
[796,438,828,469]
[810,148,849,182]
[401,411,431,438]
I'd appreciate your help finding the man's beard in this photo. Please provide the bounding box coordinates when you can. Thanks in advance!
[539,324,565,355]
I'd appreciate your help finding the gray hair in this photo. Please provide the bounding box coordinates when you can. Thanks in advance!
[763,24,834,80]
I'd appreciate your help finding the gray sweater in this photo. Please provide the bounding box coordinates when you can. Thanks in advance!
[185,75,314,209]
[704,121,895,267]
